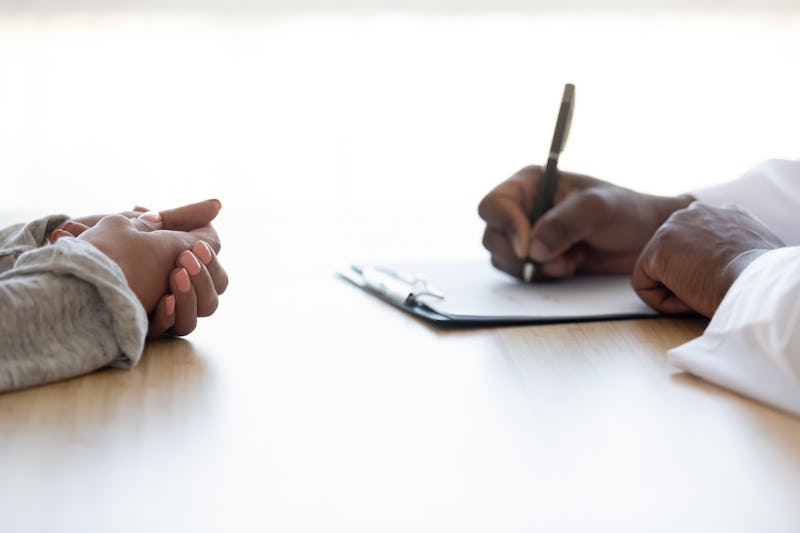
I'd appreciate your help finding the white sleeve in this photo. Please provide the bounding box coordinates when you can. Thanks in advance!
[668,247,800,417]
[692,159,800,245]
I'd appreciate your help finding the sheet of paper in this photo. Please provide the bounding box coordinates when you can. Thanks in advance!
[385,261,657,320]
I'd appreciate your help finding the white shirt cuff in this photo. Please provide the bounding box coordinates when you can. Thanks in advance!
[668,247,800,416]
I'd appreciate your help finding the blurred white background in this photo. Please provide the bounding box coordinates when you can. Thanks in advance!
[1,1,798,222]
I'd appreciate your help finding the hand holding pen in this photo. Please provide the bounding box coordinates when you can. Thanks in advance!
[478,84,694,281]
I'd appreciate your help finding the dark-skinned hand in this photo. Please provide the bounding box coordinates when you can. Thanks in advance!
[632,202,784,317]
[478,165,694,279]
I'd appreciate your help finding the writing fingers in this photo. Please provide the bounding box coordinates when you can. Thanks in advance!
[479,191,534,259]
[528,189,608,262]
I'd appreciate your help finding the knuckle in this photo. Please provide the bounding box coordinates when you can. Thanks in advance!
[481,229,494,250]
[543,222,565,245]
[538,214,568,243]
[519,164,542,177]
[216,275,229,295]
[664,206,689,225]
[578,189,610,215]
[477,196,492,220]
[99,214,132,227]
[200,299,219,317]
[649,226,670,249]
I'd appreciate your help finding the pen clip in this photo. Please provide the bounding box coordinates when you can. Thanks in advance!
[360,266,445,306]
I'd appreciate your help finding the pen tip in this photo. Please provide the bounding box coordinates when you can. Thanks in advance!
[523,262,535,283]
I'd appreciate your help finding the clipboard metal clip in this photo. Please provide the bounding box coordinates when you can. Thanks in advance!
[360,266,445,307]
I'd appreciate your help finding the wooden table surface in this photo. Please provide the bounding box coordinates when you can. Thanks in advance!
[1,209,799,532]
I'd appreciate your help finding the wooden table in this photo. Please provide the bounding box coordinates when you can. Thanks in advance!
[1,209,799,532]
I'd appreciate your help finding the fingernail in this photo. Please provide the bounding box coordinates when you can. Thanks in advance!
[528,239,549,260]
[138,211,162,223]
[164,295,175,316]
[211,199,222,210]
[179,252,202,276]
[192,241,213,264]
[175,269,191,293]
[52,228,74,241]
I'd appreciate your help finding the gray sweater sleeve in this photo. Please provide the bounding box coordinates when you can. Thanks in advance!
[0,216,148,392]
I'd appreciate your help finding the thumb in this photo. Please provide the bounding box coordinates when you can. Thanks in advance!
[161,199,222,231]
[528,189,607,261]
[130,199,222,233]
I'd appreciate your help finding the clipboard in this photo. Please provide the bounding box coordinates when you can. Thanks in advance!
[339,261,659,327]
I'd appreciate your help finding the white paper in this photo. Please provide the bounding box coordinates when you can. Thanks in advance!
[384,261,657,320]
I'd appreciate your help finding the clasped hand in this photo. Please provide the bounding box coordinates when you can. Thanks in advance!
[51,200,229,337]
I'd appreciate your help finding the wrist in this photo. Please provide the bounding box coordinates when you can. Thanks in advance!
[722,249,770,287]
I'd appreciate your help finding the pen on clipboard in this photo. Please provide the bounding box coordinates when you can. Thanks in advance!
[359,266,444,306]
[522,83,575,283]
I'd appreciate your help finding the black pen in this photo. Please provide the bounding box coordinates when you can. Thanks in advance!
[523,83,575,282]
